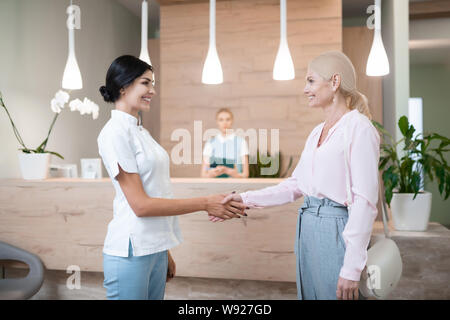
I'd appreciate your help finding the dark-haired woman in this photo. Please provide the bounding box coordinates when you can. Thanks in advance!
[97,55,246,300]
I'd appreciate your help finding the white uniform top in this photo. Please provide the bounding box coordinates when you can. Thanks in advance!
[97,109,183,257]
[203,133,249,160]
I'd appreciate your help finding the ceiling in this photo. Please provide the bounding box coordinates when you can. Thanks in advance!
[117,0,448,18]
[116,0,157,17]
[118,0,450,66]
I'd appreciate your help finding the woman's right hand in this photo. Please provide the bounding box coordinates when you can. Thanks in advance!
[209,193,246,222]
[221,193,243,204]
[207,167,225,178]
[205,194,246,220]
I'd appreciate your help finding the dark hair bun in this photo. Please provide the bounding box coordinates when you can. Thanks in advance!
[99,86,113,103]
[101,55,153,104]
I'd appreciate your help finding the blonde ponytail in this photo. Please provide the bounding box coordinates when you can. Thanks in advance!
[346,90,372,120]
[308,51,372,120]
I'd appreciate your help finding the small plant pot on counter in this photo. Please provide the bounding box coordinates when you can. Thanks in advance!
[390,192,432,231]
[18,153,51,180]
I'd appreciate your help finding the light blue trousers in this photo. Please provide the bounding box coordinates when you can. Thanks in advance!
[295,196,353,300]
[103,240,168,300]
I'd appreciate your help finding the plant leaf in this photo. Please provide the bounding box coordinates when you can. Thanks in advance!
[398,116,409,137]
[45,150,64,160]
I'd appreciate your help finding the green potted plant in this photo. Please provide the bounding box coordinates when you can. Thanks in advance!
[373,116,449,231]
[1,90,99,180]
[249,150,293,178]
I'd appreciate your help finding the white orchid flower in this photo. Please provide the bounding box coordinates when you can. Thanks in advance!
[50,98,62,113]
[83,97,100,120]
[91,103,99,120]
[77,98,88,115]
[50,90,70,113]
[55,90,70,104]
[67,97,99,119]
[52,89,99,120]
[69,98,83,112]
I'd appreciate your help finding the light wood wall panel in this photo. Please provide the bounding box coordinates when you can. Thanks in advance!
[343,26,383,124]
[160,0,342,177]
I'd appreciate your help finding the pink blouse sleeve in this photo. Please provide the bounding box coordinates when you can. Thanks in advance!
[339,124,380,281]
[240,161,304,208]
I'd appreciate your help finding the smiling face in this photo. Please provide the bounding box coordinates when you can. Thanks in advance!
[120,69,156,112]
[303,68,335,109]
[216,111,233,134]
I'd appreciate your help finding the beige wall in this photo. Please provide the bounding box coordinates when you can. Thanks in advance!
[0,0,141,178]
[142,39,161,142]
[160,0,342,177]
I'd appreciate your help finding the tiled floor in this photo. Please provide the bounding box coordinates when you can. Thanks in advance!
[165,276,298,300]
[4,227,450,301]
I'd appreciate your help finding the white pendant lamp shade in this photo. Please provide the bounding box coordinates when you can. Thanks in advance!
[273,0,295,81]
[62,4,82,90]
[273,39,295,81]
[139,0,152,66]
[366,0,389,76]
[202,0,223,84]
[202,45,223,85]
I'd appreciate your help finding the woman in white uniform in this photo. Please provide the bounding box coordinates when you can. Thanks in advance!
[97,55,246,300]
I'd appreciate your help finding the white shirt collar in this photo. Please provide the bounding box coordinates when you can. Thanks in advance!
[111,109,138,126]
[217,132,236,143]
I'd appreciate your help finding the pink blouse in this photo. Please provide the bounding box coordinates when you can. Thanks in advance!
[240,109,380,281]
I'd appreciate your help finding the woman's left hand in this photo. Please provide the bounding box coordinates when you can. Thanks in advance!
[167,251,176,282]
[336,277,359,300]
[224,166,238,176]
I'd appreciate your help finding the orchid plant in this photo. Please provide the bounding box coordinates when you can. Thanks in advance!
[0,90,99,160]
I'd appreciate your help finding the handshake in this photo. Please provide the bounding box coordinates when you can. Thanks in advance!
[205,192,248,223]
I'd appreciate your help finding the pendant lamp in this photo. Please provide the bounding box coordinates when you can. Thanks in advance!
[366,0,390,76]
[273,0,295,81]
[62,0,83,90]
[202,0,223,85]
[139,0,153,67]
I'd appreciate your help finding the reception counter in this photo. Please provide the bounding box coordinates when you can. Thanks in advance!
[0,178,393,282]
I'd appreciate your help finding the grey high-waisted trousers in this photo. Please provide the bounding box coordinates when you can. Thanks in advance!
[295,196,364,300]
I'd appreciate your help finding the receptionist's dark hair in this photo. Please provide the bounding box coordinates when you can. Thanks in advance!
[99,55,153,103]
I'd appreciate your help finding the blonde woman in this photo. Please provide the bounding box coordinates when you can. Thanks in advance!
[219,51,380,300]
[201,108,249,178]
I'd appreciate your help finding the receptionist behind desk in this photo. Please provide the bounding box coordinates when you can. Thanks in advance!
[201,108,249,178]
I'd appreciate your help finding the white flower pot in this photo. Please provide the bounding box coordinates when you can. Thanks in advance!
[17,153,51,180]
[390,192,432,231]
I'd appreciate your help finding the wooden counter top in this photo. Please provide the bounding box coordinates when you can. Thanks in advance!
[1,177,286,184]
